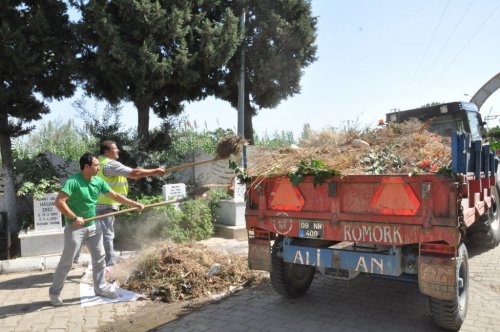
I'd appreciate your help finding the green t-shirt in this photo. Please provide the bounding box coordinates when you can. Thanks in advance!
[61,172,111,226]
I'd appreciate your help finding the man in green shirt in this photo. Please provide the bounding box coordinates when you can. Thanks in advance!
[49,153,144,307]
[73,139,166,267]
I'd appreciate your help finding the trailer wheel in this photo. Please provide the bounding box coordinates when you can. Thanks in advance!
[270,237,316,298]
[429,243,469,331]
[468,186,500,248]
[485,186,500,247]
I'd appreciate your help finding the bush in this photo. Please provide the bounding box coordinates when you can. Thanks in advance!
[14,153,64,186]
[487,126,500,152]
[13,119,97,161]
[205,188,231,213]
[114,195,215,249]
[254,130,296,147]
[172,199,213,242]
[107,119,234,198]
[15,154,65,230]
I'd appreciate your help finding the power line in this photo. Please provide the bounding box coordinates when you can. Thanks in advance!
[403,0,451,102]
[423,0,475,80]
[425,1,500,93]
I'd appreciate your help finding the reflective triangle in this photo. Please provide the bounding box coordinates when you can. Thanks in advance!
[270,181,305,211]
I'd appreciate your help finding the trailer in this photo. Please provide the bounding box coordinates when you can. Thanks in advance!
[244,102,500,331]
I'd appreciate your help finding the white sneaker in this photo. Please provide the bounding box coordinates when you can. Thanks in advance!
[95,287,118,299]
[49,293,64,307]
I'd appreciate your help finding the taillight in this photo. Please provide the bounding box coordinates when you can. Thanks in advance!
[253,228,270,238]
[420,242,456,256]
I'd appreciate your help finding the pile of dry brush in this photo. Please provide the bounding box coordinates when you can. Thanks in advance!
[112,242,265,302]
[247,119,452,179]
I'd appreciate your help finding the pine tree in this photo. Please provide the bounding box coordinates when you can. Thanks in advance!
[74,0,242,150]
[0,1,76,232]
[209,0,318,143]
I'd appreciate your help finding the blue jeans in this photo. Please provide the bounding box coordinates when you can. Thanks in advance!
[49,222,106,296]
[98,208,116,267]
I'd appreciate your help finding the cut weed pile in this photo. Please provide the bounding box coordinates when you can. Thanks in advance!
[247,119,452,180]
[111,241,265,302]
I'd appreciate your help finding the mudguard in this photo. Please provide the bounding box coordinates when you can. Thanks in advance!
[418,255,457,300]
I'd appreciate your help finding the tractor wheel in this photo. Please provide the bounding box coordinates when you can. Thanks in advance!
[270,236,316,298]
[429,243,469,331]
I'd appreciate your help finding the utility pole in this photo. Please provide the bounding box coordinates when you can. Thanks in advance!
[237,10,245,137]
[234,10,247,204]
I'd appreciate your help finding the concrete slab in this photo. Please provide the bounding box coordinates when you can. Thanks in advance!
[214,223,248,241]
[214,199,245,226]
[18,229,64,257]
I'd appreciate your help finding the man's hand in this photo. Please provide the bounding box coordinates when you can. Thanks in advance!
[109,190,146,211]
[73,216,84,227]
[155,168,167,176]
[129,167,167,179]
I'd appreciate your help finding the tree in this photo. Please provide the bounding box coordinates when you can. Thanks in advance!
[0,1,76,232]
[208,0,318,143]
[73,97,128,149]
[73,96,139,168]
[73,0,243,150]
[487,126,500,140]
[14,119,97,161]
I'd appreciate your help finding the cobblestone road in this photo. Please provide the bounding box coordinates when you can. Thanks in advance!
[157,244,500,332]
[0,242,498,331]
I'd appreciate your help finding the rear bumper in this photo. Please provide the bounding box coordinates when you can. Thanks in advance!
[282,242,403,277]
[247,215,461,246]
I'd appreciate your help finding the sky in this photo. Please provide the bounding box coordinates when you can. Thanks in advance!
[45,0,500,139]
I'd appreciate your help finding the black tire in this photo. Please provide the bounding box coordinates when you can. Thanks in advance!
[429,243,469,331]
[270,237,316,298]
[468,186,500,248]
[486,186,500,247]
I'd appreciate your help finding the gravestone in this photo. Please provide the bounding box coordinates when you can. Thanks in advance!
[233,177,246,203]
[214,149,247,240]
[19,193,64,257]
[162,183,187,201]
[34,193,62,232]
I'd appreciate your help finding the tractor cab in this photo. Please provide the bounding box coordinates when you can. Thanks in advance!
[385,102,485,140]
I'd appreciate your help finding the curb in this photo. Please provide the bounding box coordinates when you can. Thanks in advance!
[0,251,137,274]
[0,240,244,274]
[0,253,90,274]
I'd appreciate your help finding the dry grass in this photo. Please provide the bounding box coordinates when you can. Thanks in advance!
[216,135,246,159]
[112,241,265,302]
[247,119,451,180]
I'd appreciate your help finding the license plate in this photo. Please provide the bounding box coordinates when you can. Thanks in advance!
[299,220,324,239]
